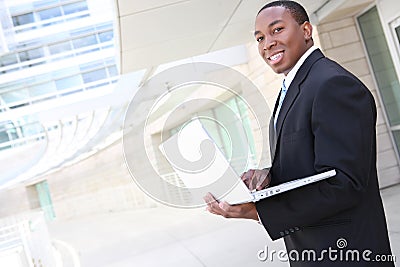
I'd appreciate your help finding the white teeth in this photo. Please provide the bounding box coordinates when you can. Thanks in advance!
[270,52,282,61]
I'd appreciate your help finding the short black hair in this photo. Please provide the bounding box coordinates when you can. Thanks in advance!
[257,1,310,25]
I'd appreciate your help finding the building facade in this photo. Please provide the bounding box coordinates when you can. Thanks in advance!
[0,0,399,220]
[0,0,118,157]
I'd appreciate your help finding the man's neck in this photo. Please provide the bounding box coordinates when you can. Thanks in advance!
[284,46,318,88]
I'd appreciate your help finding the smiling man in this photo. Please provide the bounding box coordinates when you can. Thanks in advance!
[204,1,394,266]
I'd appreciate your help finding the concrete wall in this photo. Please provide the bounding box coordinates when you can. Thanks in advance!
[318,15,400,188]
[0,139,157,220]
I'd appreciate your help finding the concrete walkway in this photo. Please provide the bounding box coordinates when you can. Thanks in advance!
[48,183,400,267]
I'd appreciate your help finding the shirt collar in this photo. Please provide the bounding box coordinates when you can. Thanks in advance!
[284,46,318,89]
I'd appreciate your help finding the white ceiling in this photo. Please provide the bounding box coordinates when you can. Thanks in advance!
[115,0,330,74]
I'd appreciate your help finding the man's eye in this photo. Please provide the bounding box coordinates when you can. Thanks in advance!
[256,36,264,43]
[273,27,283,33]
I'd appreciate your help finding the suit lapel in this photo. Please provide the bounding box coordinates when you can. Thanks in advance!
[269,89,281,161]
[275,83,300,139]
[273,49,325,156]
[269,115,277,160]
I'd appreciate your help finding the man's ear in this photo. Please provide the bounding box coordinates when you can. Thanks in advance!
[302,21,313,41]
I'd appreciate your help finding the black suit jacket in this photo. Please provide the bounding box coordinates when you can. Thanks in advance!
[256,49,394,266]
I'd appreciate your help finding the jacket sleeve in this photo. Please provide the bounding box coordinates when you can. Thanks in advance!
[255,75,377,240]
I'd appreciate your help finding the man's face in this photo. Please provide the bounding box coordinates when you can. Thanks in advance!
[254,6,313,75]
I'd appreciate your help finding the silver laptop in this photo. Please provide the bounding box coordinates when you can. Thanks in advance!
[159,119,336,205]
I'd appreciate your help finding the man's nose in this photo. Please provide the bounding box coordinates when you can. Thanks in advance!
[263,38,276,50]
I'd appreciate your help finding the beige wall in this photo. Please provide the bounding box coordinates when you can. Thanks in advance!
[318,16,400,188]
[0,139,157,220]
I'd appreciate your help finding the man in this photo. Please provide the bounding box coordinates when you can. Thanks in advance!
[204,1,394,266]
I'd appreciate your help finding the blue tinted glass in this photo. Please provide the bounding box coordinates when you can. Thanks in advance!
[107,66,118,77]
[55,75,83,90]
[70,26,93,37]
[33,0,60,9]
[98,31,113,43]
[49,41,72,54]
[1,54,18,66]
[79,61,103,72]
[2,89,30,103]
[12,13,34,26]
[52,66,79,79]
[30,81,57,97]
[9,4,34,15]
[95,22,113,31]
[19,48,44,62]
[38,7,62,20]
[82,68,107,83]
[72,35,97,49]
[62,1,88,15]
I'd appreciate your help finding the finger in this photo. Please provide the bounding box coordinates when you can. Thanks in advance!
[249,172,258,191]
[256,175,271,190]
[206,205,220,215]
[204,193,225,214]
[208,209,221,216]
[218,201,230,211]
[219,201,240,214]
[207,200,229,216]
[203,192,217,204]
[241,169,255,182]
[218,202,251,218]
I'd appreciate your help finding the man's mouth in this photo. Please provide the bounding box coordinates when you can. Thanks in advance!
[268,52,284,65]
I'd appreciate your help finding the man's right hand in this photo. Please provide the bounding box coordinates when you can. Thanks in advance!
[241,168,271,191]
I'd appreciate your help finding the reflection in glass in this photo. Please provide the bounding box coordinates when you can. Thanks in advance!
[358,7,400,126]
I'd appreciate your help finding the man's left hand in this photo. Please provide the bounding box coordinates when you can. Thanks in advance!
[203,193,259,221]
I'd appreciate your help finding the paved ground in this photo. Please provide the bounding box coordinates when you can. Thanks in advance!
[48,183,400,267]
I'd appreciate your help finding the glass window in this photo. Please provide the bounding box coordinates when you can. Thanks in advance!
[34,0,60,9]
[72,35,97,49]
[62,1,88,15]
[52,66,79,79]
[70,26,93,37]
[82,68,107,83]
[30,81,57,97]
[0,53,18,67]
[38,7,62,21]
[16,40,41,50]
[55,75,83,90]
[35,180,56,221]
[2,89,30,104]
[33,73,52,84]
[105,57,116,65]
[358,7,400,126]
[98,31,113,43]
[9,4,34,15]
[107,65,118,77]
[95,22,113,31]
[18,47,44,62]
[43,31,71,44]
[49,41,72,54]
[79,61,102,72]
[393,130,400,155]
[0,81,23,94]
[12,13,34,26]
